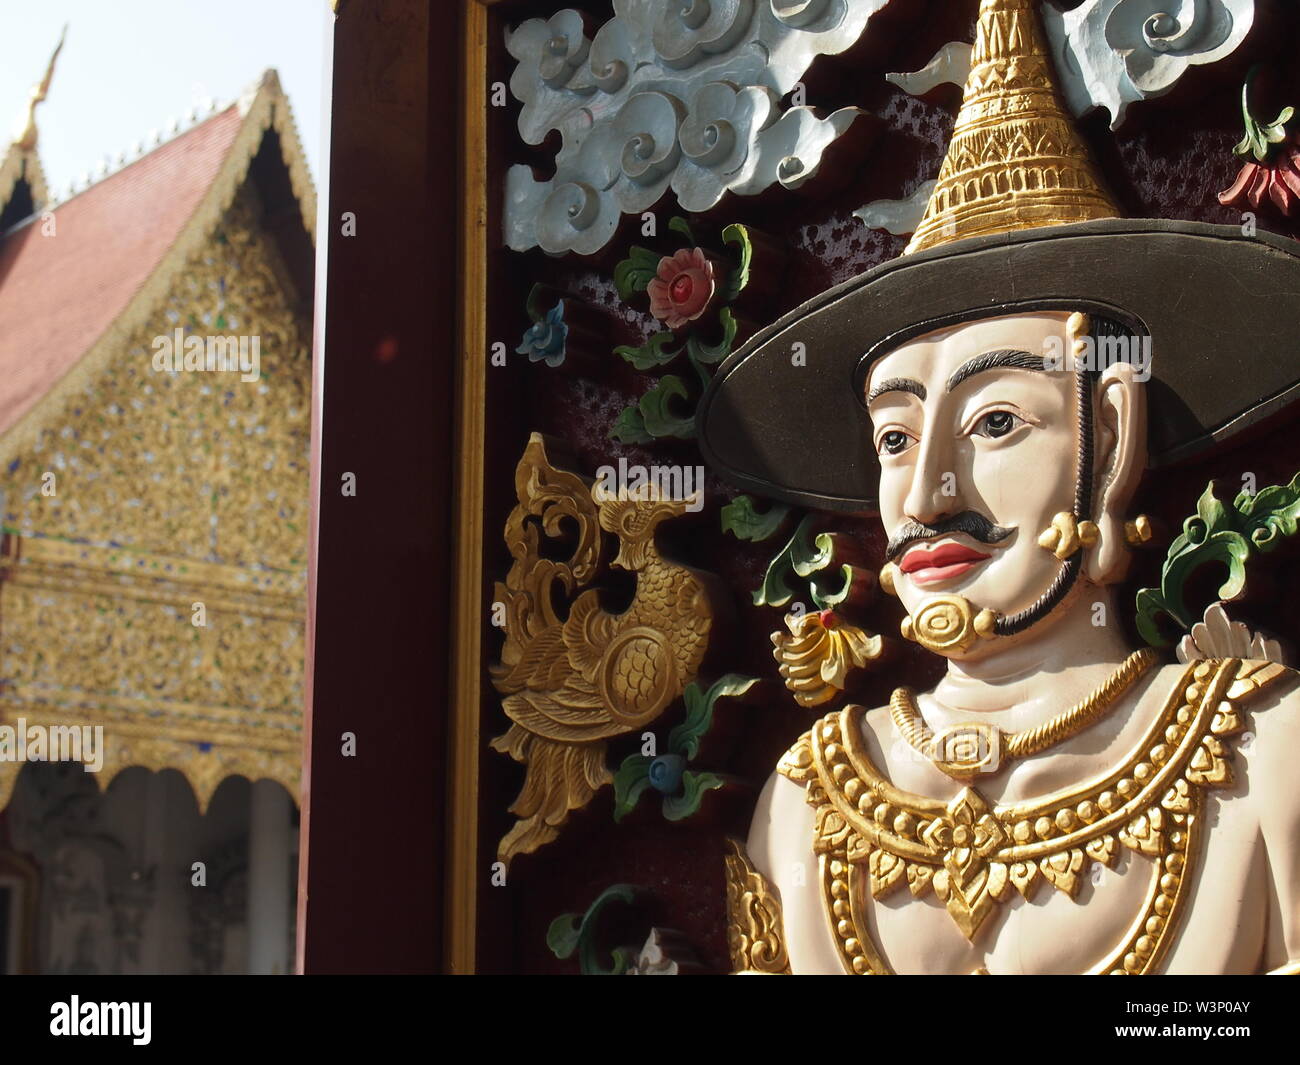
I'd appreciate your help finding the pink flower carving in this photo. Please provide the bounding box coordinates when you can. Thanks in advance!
[647,248,716,330]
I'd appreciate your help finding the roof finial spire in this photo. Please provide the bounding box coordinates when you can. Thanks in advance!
[11,25,67,152]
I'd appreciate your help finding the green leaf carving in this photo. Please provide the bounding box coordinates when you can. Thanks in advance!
[721,494,791,542]
[546,884,639,975]
[1234,68,1296,162]
[614,245,663,301]
[668,675,759,760]
[668,215,695,243]
[546,913,583,961]
[610,405,653,444]
[523,282,549,322]
[721,223,753,302]
[638,375,695,439]
[663,771,725,822]
[1135,472,1300,646]
[615,331,681,370]
[612,755,654,822]
[1237,474,1300,548]
[685,306,738,365]
[754,513,829,607]
[794,529,836,578]
[810,563,855,610]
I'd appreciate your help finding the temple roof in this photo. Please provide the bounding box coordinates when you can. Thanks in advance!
[0,70,315,454]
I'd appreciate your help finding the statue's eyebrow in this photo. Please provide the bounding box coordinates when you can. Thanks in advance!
[946,349,1048,392]
[866,377,926,405]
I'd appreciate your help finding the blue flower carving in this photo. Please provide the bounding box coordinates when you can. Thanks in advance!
[516,301,568,368]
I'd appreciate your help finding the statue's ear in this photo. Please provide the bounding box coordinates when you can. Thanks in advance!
[1086,361,1147,584]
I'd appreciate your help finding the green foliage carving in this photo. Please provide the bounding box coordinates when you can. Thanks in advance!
[1234,67,1295,162]
[720,223,753,302]
[721,494,791,543]
[609,218,764,443]
[615,331,679,370]
[637,375,695,439]
[547,885,640,975]
[613,246,662,301]
[1135,472,1300,646]
[612,675,758,824]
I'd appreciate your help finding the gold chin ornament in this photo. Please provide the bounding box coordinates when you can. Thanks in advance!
[899,595,999,656]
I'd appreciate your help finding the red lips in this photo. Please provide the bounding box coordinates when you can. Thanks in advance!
[899,541,992,586]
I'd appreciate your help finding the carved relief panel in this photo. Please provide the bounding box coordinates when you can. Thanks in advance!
[453,0,1300,976]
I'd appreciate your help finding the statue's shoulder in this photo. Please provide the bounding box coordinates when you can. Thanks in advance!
[775,716,820,787]
[775,703,888,789]
[1218,657,1300,742]
[1215,659,1300,845]
[776,705,857,787]
[1206,656,1298,714]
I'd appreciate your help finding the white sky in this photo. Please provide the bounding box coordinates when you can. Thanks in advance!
[0,0,328,197]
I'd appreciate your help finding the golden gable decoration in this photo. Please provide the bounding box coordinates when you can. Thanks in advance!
[0,72,313,814]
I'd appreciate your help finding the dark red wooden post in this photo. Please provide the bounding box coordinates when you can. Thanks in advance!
[297,0,458,973]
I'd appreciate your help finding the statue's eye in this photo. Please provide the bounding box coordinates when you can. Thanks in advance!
[975,410,1020,439]
[879,430,914,456]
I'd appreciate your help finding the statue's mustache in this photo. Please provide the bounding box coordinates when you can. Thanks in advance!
[885,512,1015,562]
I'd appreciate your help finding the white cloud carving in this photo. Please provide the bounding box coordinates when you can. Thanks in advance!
[1044,0,1255,130]
[504,0,886,256]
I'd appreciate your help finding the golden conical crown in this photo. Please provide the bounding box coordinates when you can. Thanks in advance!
[905,0,1119,255]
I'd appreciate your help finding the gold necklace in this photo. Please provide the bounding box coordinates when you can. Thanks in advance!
[890,648,1159,780]
[775,657,1289,972]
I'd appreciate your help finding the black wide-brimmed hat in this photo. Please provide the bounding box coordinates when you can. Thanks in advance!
[697,0,1300,513]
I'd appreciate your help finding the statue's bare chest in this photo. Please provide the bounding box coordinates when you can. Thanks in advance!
[775,658,1284,974]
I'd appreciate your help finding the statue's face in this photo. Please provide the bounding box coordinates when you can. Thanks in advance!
[866,311,1083,637]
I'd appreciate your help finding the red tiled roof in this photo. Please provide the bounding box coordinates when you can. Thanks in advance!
[0,105,244,436]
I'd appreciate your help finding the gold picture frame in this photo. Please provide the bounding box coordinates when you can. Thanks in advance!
[446,0,503,976]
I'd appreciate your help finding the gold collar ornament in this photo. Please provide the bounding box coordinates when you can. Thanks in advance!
[777,656,1289,973]
[890,647,1159,780]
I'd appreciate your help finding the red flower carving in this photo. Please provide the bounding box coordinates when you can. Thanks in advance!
[1220,70,1299,218]
[1219,145,1300,217]
[647,248,716,330]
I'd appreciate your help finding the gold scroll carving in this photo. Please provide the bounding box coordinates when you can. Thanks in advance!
[725,838,791,974]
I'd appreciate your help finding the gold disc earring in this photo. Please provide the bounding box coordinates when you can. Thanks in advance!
[1124,515,1153,545]
[1037,512,1099,560]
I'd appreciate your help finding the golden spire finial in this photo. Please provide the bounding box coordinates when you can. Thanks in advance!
[11,25,67,152]
[904,0,1118,255]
